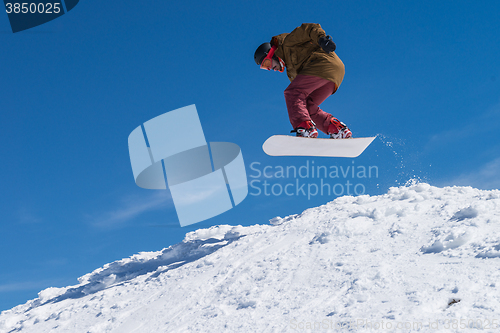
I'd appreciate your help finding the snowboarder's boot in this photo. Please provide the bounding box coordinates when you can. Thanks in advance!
[328,117,352,139]
[292,120,318,138]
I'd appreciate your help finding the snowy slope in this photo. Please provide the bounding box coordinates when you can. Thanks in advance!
[2,183,500,333]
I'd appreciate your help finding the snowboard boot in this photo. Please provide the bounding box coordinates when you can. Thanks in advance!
[328,117,352,139]
[292,120,318,138]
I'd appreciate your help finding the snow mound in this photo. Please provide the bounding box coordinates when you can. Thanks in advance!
[2,183,500,332]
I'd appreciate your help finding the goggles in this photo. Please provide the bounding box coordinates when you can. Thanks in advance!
[260,45,284,72]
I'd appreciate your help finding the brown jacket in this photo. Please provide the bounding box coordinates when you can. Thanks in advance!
[272,23,345,90]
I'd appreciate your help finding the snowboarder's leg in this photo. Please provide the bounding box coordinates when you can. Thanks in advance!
[284,75,328,130]
[306,80,337,134]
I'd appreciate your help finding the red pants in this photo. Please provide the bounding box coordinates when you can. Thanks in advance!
[284,74,337,134]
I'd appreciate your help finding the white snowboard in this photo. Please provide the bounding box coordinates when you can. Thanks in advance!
[262,135,376,157]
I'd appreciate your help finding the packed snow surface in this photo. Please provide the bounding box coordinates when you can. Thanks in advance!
[2,183,500,332]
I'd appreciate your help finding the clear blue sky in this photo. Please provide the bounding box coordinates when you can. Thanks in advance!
[1,0,500,311]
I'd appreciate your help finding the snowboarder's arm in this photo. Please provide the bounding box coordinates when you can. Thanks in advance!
[270,33,288,47]
[273,23,327,48]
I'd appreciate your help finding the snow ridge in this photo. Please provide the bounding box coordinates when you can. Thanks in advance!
[2,183,500,333]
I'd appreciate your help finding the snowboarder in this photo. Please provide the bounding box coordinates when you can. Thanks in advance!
[254,23,352,139]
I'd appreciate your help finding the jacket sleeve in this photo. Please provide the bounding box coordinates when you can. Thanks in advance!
[280,23,326,47]
[271,33,288,47]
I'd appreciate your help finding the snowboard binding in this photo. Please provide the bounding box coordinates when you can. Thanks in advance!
[291,120,318,138]
[328,117,352,139]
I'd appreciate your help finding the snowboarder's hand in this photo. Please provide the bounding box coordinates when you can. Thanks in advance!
[270,36,279,47]
[318,35,336,53]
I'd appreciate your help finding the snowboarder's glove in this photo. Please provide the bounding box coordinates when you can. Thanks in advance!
[318,35,336,53]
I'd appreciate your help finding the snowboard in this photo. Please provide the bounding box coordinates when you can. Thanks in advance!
[262,135,376,157]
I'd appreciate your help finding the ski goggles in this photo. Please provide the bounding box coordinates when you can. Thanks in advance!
[260,45,284,72]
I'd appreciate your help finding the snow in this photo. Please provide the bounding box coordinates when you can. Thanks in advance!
[2,183,500,332]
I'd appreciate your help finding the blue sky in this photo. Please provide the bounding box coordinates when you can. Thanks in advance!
[1,0,500,311]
